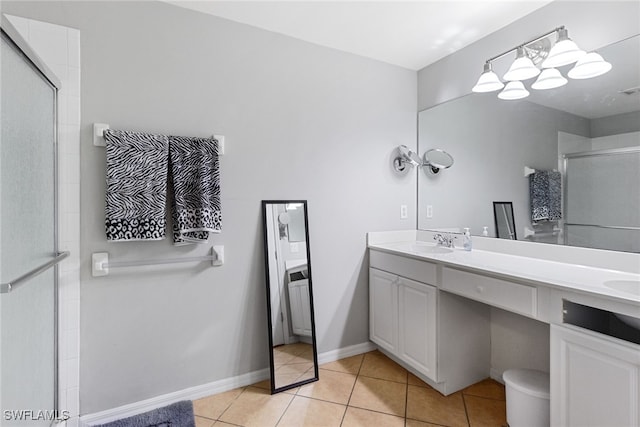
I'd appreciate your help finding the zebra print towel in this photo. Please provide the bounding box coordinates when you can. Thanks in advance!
[530,170,562,222]
[169,135,221,245]
[104,129,169,241]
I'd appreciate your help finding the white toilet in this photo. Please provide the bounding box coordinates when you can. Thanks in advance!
[503,369,550,427]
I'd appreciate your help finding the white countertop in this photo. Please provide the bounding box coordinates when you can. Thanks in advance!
[368,240,640,306]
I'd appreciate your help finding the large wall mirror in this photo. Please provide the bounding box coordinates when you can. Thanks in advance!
[261,200,319,393]
[418,34,640,253]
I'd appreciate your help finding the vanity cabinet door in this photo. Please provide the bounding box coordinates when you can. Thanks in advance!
[369,268,398,353]
[398,277,437,381]
[551,325,640,427]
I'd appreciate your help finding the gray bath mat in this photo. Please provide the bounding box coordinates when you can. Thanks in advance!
[94,400,195,427]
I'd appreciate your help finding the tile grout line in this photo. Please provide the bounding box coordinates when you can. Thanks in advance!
[461,393,472,427]
[339,352,366,426]
[214,386,249,424]
[404,370,409,427]
[273,391,297,427]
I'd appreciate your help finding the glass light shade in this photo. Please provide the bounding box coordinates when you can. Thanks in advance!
[542,29,585,68]
[568,52,612,79]
[503,48,540,81]
[472,63,504,92]
[531,68,568,90]
[498,81,530,100]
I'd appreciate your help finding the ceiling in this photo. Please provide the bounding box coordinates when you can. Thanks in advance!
[165,0,554,71]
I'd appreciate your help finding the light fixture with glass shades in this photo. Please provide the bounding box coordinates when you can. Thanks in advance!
[472,26,612,100]
[498,81,530,100]
[471,62,504,93]
[503,46,540,81]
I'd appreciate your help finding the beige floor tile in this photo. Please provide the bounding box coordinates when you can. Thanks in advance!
[341,406,405,427]
[348,376,407,417]
[276,372,306,389]
[212,422,238,426]
[320,354,364,375]
[276,395,345,427]
[276,362,314,376]
[406,385,469,427]
[195,416,216,427]
[464,395,507,427]
[287,353,315,365]
[463,379,506,401]
[218,386,294,427]
[359,351,407,383]
[251,379,271,390]
[406,419,445,427]
[297,369,356,405]
[193,387,245,419]
[408,372,430,388]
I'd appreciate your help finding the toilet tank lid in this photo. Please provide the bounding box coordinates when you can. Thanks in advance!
[503,369,550,399]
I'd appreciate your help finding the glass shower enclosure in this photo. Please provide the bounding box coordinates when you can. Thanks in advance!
[564,147,640,253]
[1,17,67,424]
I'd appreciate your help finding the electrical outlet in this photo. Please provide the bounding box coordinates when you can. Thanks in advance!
[400,205,408,219]
[426,205,433,218]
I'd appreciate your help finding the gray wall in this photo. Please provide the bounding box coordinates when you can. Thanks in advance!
[416,0,639,381]
[591,111,640,138]
[1,1,417,413]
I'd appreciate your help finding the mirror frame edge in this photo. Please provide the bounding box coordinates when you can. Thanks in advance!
[261,199,320,394]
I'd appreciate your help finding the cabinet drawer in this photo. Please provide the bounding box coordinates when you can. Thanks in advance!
[370,250,437,285]
[442,267,537,317]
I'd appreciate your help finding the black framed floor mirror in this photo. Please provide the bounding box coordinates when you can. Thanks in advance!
[261,200,319,393]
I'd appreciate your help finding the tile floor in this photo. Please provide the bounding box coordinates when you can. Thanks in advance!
[193,350,506,427]
[272,342,315,389]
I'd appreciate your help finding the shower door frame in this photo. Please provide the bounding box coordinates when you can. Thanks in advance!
[1,14,62,413]
[562,146,640,249]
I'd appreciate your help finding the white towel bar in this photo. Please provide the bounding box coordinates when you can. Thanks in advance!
[92,246,224,277]
[93,122,225,154]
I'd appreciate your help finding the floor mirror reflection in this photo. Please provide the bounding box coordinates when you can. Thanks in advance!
[261,200,319,393]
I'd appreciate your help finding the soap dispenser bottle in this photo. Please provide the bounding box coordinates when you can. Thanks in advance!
[482,226,489,237]
[463,228,472,251]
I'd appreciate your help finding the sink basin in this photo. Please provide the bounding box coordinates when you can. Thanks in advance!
[604,280,640,296]
[411,244,453,254]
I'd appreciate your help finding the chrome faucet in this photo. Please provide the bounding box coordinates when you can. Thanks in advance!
[433,233,455,248]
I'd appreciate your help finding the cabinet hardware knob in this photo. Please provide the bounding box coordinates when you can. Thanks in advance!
[476,286,484,293]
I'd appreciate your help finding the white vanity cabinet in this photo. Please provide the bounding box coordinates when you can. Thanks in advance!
[369,250,490,393]
[369,267,437,379]
[369,268,399,353]
[398,276,437,378]
[551,324,640,427]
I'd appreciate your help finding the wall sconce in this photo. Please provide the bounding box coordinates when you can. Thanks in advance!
[393,146,454,175]
[472,26,611,100]
[393,145,422,172]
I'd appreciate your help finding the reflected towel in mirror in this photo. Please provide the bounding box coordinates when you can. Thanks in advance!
[529,170,562,222]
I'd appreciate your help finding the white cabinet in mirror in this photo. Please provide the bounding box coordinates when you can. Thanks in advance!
[418,35,640,254]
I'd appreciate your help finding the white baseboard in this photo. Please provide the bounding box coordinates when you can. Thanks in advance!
[489,367,505,384]
[80,341,375,426]
[317,341,376,365]
[80,368,269,427]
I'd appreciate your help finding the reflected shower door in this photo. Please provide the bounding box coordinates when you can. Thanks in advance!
[565,148,640,253]
[1,29,58,423]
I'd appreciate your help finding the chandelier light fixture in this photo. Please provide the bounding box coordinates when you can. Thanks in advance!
[472,26,612,100]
